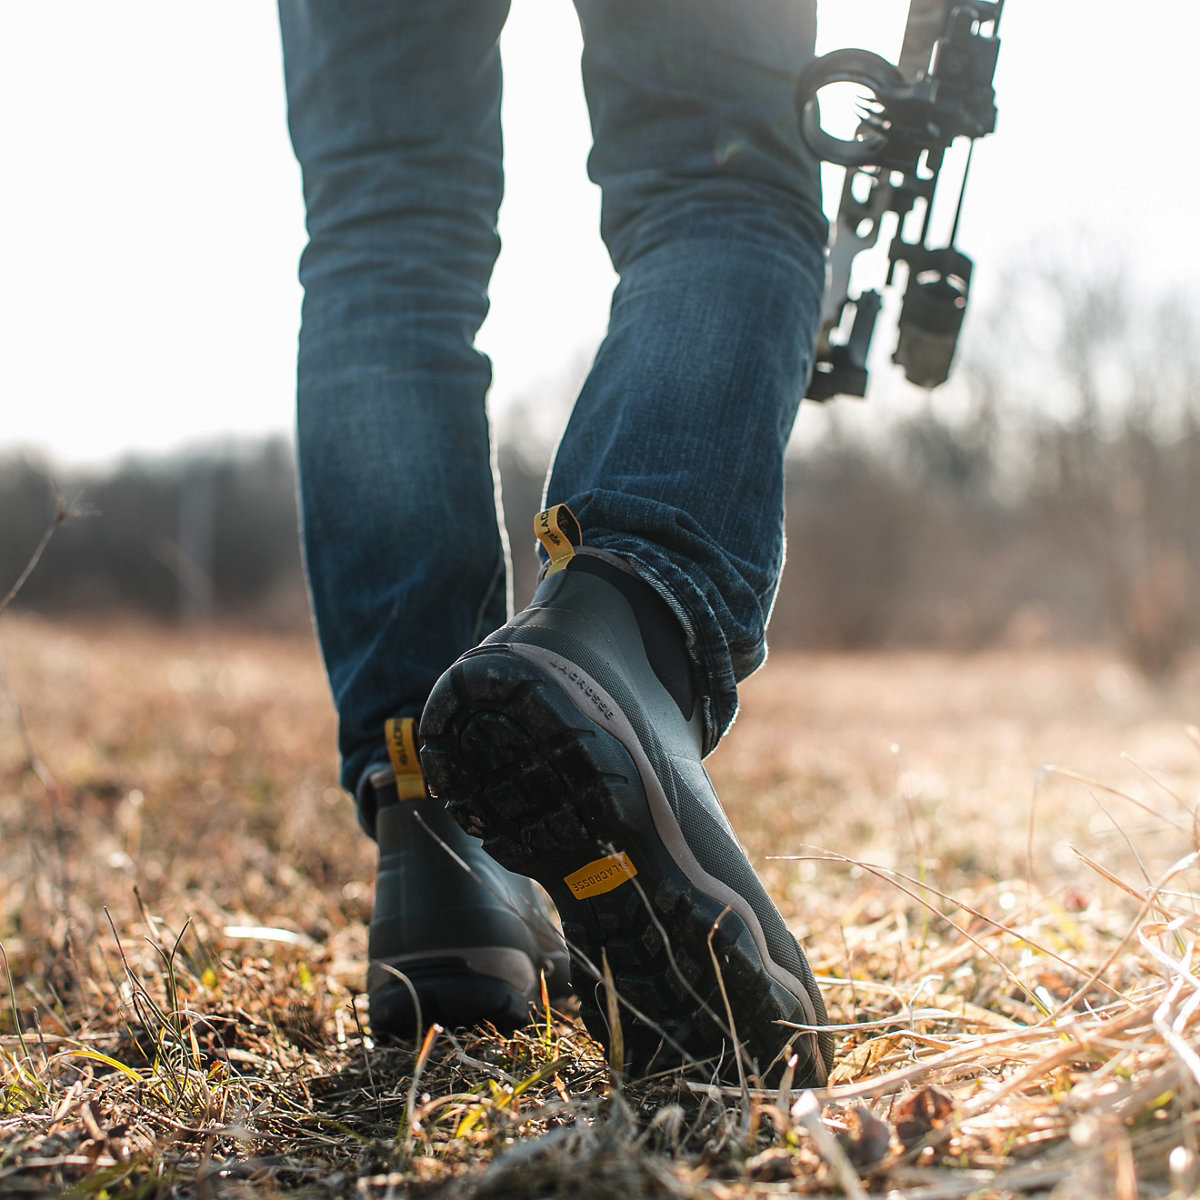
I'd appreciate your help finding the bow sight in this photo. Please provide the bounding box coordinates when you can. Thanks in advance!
[799,0,1004,401]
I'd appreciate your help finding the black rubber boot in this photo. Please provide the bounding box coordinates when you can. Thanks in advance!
[366,720,571,1039]
[419,512,832,1085]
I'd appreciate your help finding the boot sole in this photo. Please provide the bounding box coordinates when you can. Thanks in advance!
[421,643,828,1085]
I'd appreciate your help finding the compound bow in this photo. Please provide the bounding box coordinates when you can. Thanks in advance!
[798,0,1004,402]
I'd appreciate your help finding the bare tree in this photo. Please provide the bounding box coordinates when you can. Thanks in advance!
[975,256,1200,677]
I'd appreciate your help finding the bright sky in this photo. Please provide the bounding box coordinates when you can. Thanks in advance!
[2,3,1198,468]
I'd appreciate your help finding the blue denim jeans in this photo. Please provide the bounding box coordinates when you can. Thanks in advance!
[279,0,827,813]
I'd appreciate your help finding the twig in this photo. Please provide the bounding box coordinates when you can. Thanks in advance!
[0,486,83,941]
[0,487,74,617]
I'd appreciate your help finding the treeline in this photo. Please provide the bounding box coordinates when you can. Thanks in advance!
[771,260,1200,678]
[3,401,1198,678]
[4,267,1198,676]
[1,440,307,630]
[773,401,1200,679]
[0,437,547,631]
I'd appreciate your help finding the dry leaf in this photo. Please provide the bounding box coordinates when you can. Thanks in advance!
[838,1105,895,1168]
[892,1086,955,1150]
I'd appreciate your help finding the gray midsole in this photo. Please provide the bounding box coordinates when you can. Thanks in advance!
[508,642,822,1049]
[370,945,538,996]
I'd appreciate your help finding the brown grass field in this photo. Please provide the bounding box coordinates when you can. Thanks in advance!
[3,613,1200,1198]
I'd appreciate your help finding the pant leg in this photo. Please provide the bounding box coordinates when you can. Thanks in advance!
[550,0,827,752]
[278,0,512,806]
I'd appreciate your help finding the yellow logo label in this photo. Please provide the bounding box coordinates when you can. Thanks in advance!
[564,852,638,898]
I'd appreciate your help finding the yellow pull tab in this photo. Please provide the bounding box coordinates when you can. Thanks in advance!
[384,717,426,802]
[535,504,581,575]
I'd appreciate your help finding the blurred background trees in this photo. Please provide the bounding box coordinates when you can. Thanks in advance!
[4,260,1198,679]
[1,439,305,630]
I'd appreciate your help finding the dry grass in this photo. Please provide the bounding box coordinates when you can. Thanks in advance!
[3,612,1200,1198]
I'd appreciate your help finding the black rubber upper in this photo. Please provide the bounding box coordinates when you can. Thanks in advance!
[420,560,833,1085]
[367,773,571,1039]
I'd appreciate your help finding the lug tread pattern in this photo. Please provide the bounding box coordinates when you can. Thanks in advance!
[421,650,828,1086]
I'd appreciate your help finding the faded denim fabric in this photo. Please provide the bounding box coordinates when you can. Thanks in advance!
[278,0,826,809]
